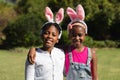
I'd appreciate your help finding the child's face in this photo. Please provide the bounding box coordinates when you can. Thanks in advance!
[69,23,86,47]
[42,25,59,48]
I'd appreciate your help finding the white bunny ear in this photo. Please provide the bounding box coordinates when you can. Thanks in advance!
[55,8,64,24]
[66,7,78,21]
[45,7,54,22]
[76,4,85,20]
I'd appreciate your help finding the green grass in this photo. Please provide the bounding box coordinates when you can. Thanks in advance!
[0,48,28,80]
[0,48,120,80]
[97,48,120,80]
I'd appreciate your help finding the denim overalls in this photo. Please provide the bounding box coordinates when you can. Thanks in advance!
[66,48,92,80]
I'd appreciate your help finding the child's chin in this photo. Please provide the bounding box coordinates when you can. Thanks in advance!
[45,44,53,48]
[74,43,82,46]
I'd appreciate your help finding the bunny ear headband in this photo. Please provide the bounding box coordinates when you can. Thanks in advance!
[66,4,87,34]
[41,6,64,39]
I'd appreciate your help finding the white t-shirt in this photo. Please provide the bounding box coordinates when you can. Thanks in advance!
[25,47,65,80]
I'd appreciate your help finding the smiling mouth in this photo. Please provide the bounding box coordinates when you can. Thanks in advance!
[75,41,80,44]
[45,39,53,44]
[73,40,82,44]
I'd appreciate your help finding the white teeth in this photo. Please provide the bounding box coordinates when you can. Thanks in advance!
[47,41,51,42]
[46,39,52,43]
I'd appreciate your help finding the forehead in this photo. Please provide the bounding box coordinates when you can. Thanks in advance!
[46,25,55,29]
[44,25,58,32]
[71,26,85,32]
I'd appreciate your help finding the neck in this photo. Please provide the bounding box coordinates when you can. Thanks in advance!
[41,46,54,54]
[72,44,85,52]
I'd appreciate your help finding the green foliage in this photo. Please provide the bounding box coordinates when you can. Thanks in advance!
[93,40,119,48]
[104,40,119,48]
[1,0,120,48]
[93,41,107,48]
[3,14,44,48]
[15,0,48,16]
[58,30,70,45]
[84,36,119,48]
[84,36,94,48]
[47,0,120,41]
[86,0,120,40]
[0,0,17,30]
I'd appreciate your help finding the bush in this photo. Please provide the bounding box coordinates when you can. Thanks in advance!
[58,30,70,46]
[93,41,107,48]
[93,40,119,48]
[3,13,44,48]
[104,40,119,48]
[84,36,94,48]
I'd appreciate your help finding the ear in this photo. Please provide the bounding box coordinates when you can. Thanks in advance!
[76,4,85,20]
[45,7,54,22]
[67,24,72,32]
[56,38,59,43]
[55,8,64,24]
[66,7,78,21]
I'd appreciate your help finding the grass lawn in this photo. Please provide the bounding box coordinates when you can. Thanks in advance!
[0,48,120,80]
[97,48,120,80]
[0,48,28,80]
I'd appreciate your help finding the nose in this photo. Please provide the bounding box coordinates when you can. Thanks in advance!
[75,35,80,40]
[48,33,52,38]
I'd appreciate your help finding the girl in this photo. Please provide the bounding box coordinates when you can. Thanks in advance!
[28,4,98,80]
[64,4,98,80]
[25,6,65,80]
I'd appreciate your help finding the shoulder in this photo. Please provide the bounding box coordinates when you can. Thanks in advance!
[54,47,65,54]
[53,47,65,58]
[54,47,64,51]
[90,48,97,60]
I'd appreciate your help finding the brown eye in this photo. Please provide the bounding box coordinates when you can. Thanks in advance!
[78,34,82,37]
[43,31,49,35]
[72,34,77,37]
[52,33,57,37]
[71,33,82,37]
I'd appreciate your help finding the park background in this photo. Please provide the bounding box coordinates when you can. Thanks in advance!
[0,0,120,80]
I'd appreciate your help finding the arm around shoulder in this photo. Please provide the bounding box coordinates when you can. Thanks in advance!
[27,47,36,64]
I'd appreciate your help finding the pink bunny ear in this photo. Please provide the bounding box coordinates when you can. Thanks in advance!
[45,7,54,22]
[55,8,64,24]
[76,4,85,20]
[66,7,78,21]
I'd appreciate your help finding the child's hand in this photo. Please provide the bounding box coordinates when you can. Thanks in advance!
[27,47,36,64]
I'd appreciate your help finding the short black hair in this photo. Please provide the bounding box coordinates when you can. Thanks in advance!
[41,22,62,35]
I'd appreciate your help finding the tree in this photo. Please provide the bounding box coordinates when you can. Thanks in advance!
[3,14,44,48]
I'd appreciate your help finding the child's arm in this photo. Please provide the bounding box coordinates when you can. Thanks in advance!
[27,47,36,64]
[91,49,98,80]
[25,54,35,80]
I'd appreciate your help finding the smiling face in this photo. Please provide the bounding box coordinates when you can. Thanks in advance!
[69,22,86,48]
[41,25,59,49]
